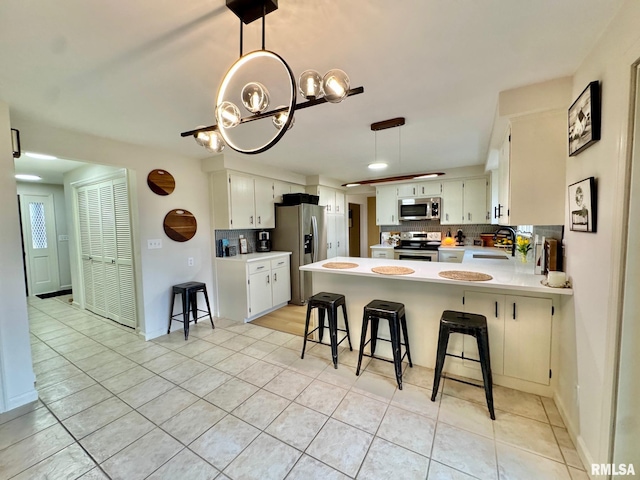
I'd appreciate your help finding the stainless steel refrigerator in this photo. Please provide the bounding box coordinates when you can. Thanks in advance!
[272,204,327,305]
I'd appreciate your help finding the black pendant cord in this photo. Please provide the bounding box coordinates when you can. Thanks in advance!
[239,19,243,56]
[261,3,266,50]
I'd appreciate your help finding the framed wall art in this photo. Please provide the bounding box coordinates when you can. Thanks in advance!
[568,177,597,232]
[568,81,601,156]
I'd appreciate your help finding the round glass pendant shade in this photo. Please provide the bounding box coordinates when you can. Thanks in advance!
[299,70,323,99]
[194,130,211,147]
[322,69,350,103]
[206,130,225,152]
[241,82,270,114]
[216,101,241,128]
[272,106,294,130]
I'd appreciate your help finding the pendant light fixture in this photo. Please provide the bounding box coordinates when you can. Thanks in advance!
[345,117,445,186]
[181,0,364,155]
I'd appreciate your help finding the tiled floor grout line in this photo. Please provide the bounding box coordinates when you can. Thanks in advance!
[21,298,586,479]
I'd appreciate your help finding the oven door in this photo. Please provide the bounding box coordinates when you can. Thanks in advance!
[394,250,438,261]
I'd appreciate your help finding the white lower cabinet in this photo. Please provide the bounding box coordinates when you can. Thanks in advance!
[461,291,552,385]
[216,254,291,322]
[370,246,394,259]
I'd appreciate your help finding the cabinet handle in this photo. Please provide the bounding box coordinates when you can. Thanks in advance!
[267,275,270,284]
[256,266,265,270]
[337,241,340,247]
[392,215,394,222]
[468,213,471,221]
[494,206,497,219]
[495,301,498,318]
[274,273,277,281]
[413,187,416,195]
[336,205,339,212]
[513,303,516,320]
[258,216,261,224]
[250,215,254,224]
[446,213,449,221]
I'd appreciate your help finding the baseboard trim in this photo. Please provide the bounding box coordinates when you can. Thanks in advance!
[6,389,39,412]
[554,392,596,479]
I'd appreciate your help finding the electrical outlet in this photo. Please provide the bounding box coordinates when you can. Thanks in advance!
[147,239,162,249]
[188,257,194,267]
[58,234,69,241]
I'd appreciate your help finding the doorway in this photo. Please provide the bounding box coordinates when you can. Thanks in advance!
[348,203,361,257]
[19,193,61,296]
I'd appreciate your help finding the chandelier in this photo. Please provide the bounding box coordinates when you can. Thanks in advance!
[181,0,364,155]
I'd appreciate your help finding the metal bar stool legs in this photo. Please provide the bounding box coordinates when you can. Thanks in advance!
[167,282,215,341]
[430,310,495,420]
[300,292,352,369]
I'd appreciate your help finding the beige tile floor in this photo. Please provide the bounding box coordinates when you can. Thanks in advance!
[0,296,588,479]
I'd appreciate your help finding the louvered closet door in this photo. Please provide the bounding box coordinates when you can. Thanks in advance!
[88,184,107,317]
[100,181,120,322]
[113,178,136,328]
[77,177,136,329]
[78,187,95,309]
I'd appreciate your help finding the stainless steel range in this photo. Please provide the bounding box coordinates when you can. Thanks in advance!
[393,231,441,262]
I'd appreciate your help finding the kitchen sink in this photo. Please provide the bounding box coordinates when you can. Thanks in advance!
[473,254,509,260]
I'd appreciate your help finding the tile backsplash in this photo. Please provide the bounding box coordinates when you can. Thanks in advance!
[381,222,502,244]
[215,229,272,256]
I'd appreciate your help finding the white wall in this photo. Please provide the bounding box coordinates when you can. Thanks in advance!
[557,0,640,469]
[16,182,72,288]
[12,115,214,341]
[0,102,37,413]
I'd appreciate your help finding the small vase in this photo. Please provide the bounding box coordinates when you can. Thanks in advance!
[519,251,528,263]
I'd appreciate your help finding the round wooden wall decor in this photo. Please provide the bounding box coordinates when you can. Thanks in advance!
[163,209,197,242]
[147,169,175,196]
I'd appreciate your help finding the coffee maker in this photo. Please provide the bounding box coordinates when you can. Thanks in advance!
[256,230,271,252]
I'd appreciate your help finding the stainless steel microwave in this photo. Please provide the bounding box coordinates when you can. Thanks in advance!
[398,197,441,221]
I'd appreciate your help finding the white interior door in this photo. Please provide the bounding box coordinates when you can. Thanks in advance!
[20,194,60,295]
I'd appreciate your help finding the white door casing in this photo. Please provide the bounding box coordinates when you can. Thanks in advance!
[20,194,60,295]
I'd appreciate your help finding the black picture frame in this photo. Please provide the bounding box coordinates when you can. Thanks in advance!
[568,177,597,232]
[568,81,601,156]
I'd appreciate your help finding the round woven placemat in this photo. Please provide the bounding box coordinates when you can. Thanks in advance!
[322,262,359,269]
[371,266,415,275]
[438,270,493,281]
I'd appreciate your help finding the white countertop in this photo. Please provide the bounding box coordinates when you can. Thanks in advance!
[215,251,291,263]
[300,252,572,295]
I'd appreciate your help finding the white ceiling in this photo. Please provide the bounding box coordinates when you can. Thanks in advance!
[1,0,624,184]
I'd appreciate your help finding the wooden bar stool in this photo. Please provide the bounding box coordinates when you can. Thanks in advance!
[168,282,214,340]
[356,299,413,389]
[301,292,353,369]
[431,310,495,420]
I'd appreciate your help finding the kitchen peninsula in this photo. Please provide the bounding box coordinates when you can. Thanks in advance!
[300,252,572,397]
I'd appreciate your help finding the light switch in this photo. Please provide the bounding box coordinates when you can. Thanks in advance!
[147,239,162,249]
[58,234,69,241]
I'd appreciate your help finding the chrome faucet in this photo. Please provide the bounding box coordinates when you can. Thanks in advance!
[494,226,516,256]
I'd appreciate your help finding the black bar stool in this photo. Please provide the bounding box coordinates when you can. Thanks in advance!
[355,299,413,389]
[431,310,495,420]
[168,282,214,340]
[301,292,353,369]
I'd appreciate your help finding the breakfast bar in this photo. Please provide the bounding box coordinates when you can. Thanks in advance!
[300,252,572,397]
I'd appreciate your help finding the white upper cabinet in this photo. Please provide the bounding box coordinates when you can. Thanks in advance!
[313,185,345,214]
[495,110,566,225]
[441,178,489,225]
[254,176,275,228]
[273,181,290,204]
[441,181,464,225]
[212,171,275,230]
[396,181,442,198]
[376,185,399,226]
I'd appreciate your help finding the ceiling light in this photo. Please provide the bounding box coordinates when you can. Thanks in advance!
[15,174,42,181]
[181,0,364,155]
[368,162,388,170]
[24,152,57,160]
[345,183,361,187]
[341,172,446,187]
